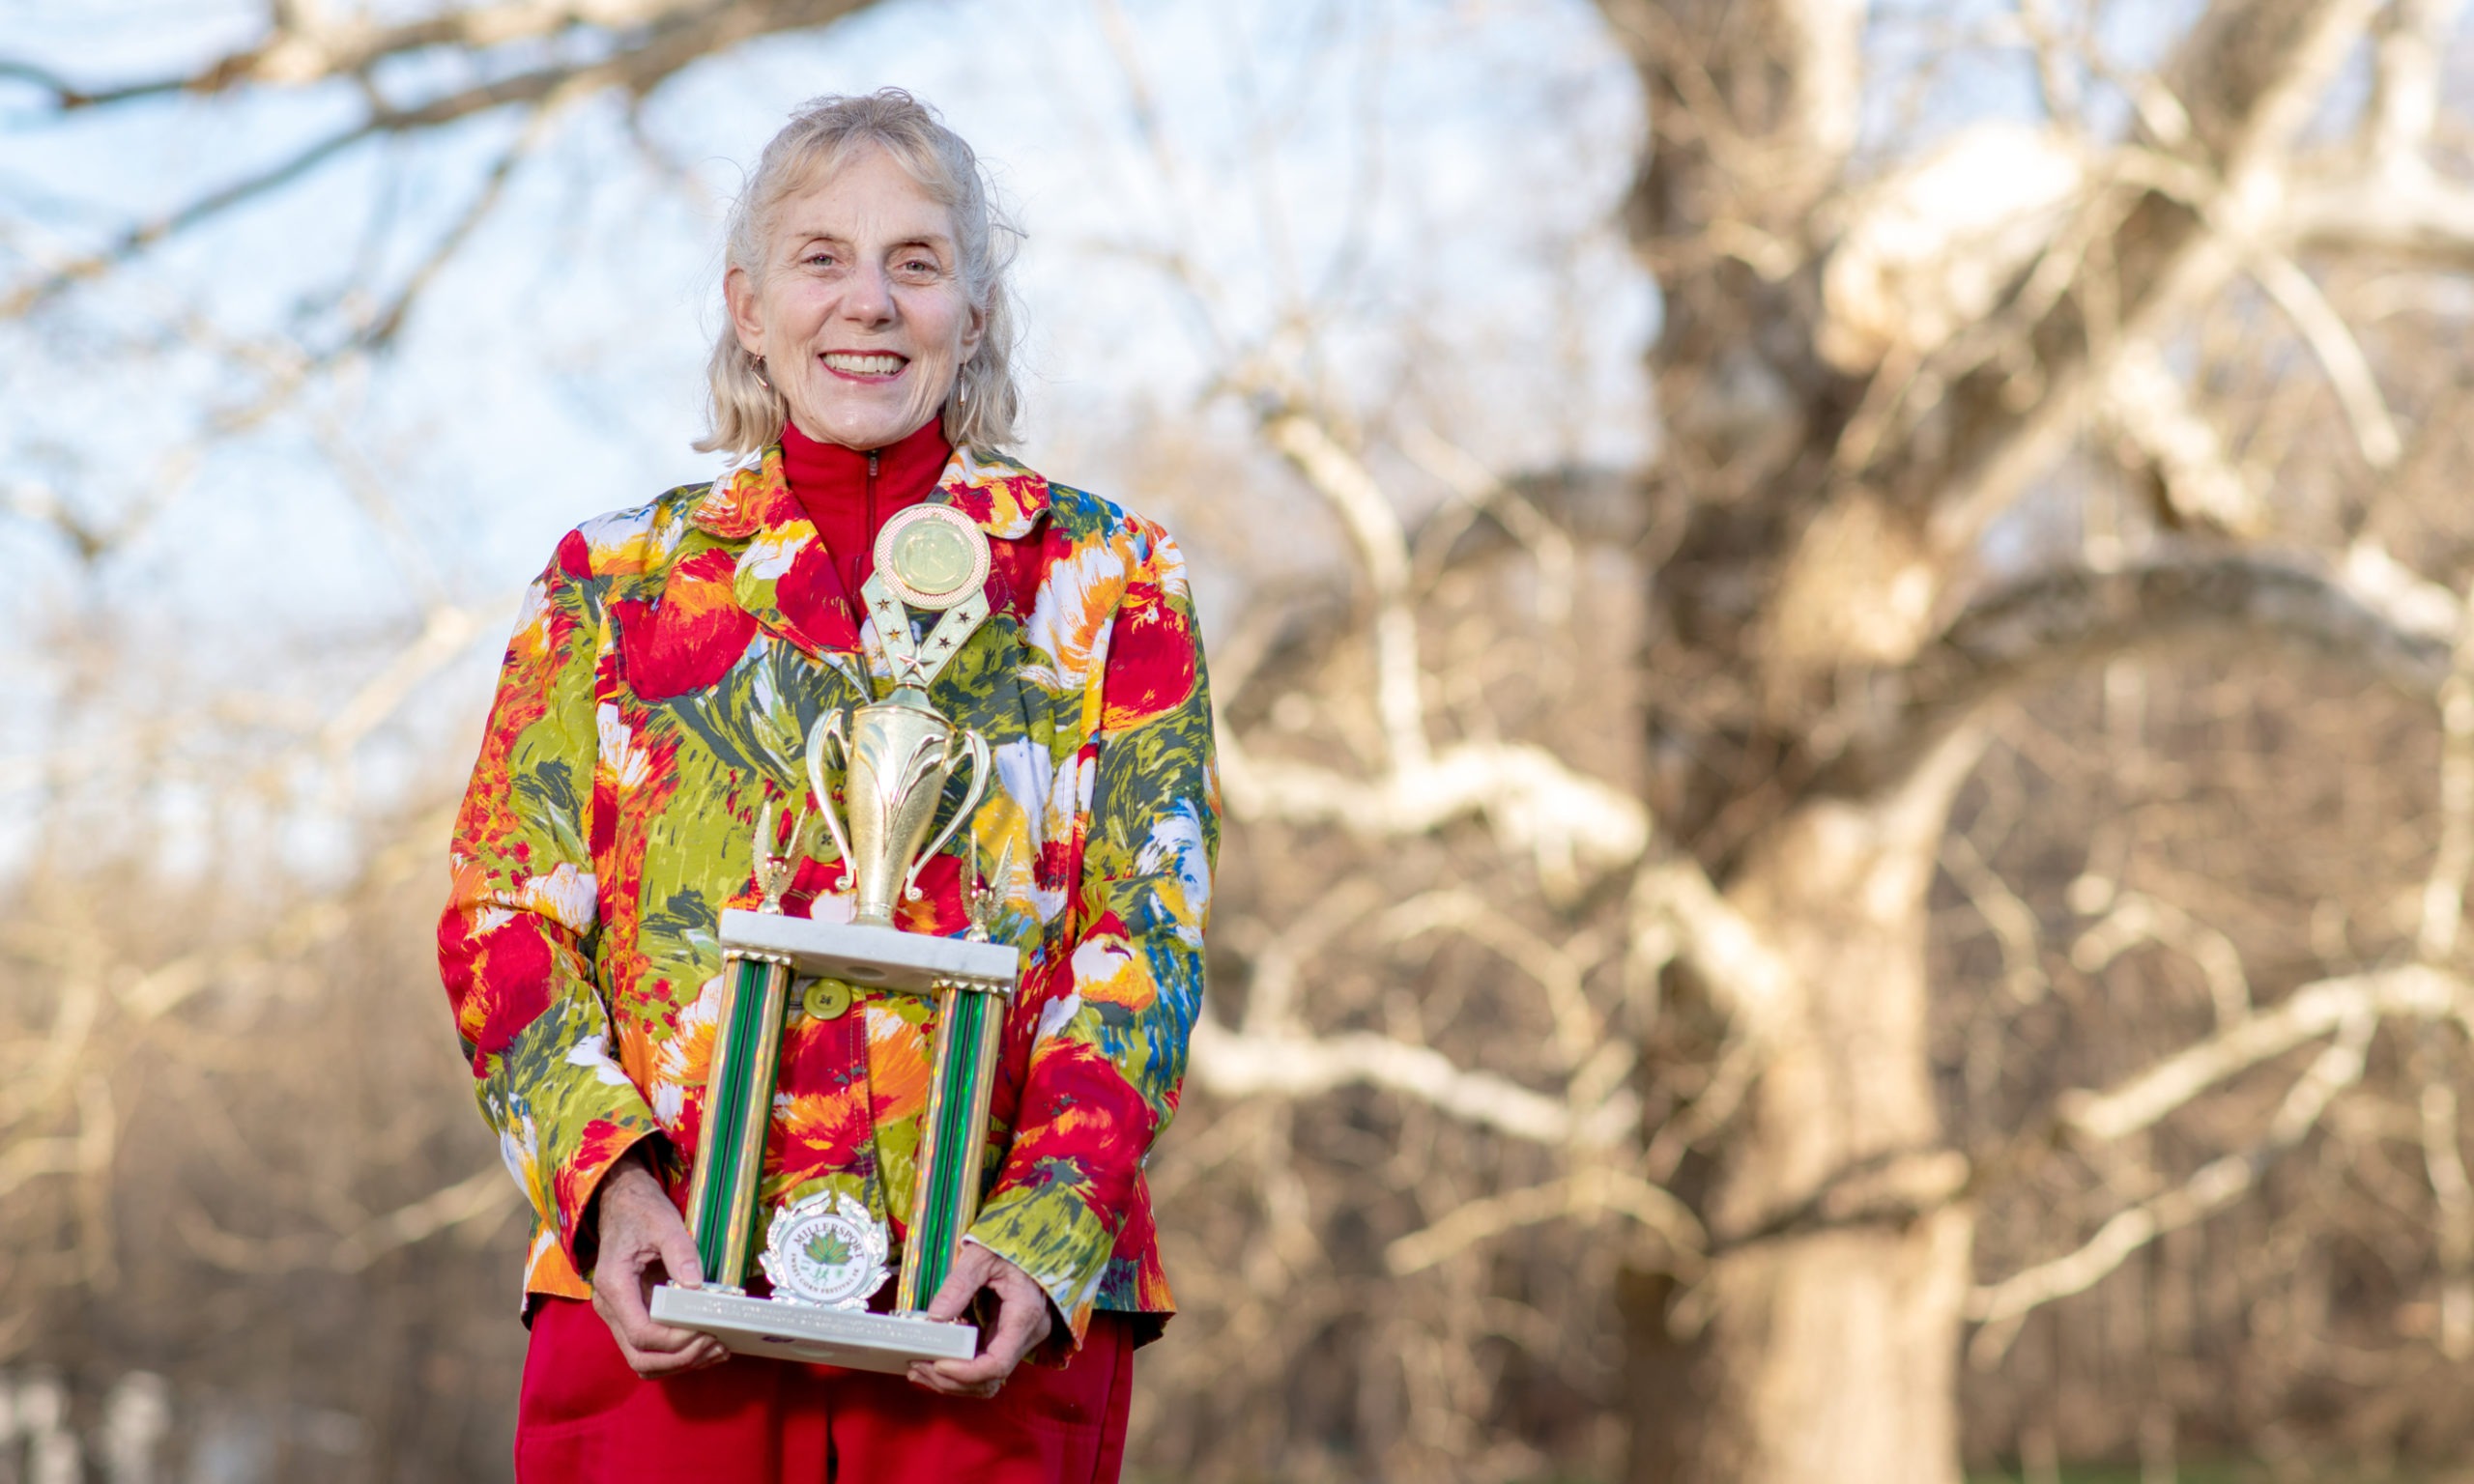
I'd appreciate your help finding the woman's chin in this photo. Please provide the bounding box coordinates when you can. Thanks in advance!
[792,406,931,450]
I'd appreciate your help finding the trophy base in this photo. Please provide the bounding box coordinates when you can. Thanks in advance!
[719,910,1017,993]
[649,1284,978,1373]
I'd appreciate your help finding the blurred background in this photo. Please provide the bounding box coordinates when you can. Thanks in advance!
[4,0,2474,1480]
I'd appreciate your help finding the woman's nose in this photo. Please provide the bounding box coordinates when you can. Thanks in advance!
[841,262,896,325]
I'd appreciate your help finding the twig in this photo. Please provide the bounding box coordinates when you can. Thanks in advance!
[1260,409,1427,770]
[3,121,378,317]
[0,1074,112,1203]
[359,103,561,352]
[1,0,879,318]
[1941,831,2051,1004]
[1970,1007,2377,1348]
[2246,247,2403,469]
[317,604,495,761]
[2421,603,2474,958]
[0,0,745,114]
[174,1165,520,1275]
[1236,879,1385,1036]
[1378,889,1603,1069]
[1398,422,1579,627]
[2072,889,2251,1029]
[2422,1065,2474,1357]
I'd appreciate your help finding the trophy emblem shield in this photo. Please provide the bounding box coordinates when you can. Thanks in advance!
[760,1190,892,1310]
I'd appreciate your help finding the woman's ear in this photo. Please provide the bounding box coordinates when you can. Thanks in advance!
[724,265,766,358]
[959,297,987,362]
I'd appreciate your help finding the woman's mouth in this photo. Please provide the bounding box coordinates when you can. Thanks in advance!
[820,351,907,380]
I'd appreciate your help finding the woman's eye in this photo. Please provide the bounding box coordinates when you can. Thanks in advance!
[805,251,837,268]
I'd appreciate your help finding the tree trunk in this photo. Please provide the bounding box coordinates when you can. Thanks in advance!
[1628,731,1984,1484]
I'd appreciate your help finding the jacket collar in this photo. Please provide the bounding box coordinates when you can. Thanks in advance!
[687,442,1051,543]
[686,442,1051,663]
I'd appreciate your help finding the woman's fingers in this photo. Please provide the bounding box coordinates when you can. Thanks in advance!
[606,1270,726,1374]
[591,1177,729,1376]
[909,1254,1055,1395]
[653,1213,706,1294]
[908,1248,1002,1395]
[978,1275,1050,1372]
[920,1243,992,1323]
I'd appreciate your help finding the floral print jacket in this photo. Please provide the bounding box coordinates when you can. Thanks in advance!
[437,444,1217,1348]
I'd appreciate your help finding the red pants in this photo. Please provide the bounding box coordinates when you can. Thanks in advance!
[515,1298,1134,1483]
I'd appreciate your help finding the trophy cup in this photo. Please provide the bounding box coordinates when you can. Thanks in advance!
[649,506,1021,1373]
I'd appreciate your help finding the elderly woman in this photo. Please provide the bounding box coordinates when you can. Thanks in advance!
[438,90,1215,1482]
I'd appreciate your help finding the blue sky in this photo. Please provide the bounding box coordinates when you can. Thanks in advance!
[0,0,1652,879]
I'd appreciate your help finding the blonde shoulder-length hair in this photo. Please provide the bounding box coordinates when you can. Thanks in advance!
[696,90,1023,459]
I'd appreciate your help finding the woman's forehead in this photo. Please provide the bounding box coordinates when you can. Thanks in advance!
[770,148,956,244]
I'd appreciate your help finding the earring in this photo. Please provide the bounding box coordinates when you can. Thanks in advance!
[754,356,772,392]
[957,380,969,407]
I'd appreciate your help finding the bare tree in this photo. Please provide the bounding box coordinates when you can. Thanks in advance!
[1581,0,2474,1478]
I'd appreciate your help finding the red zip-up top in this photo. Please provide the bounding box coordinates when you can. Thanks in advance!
[779,414,954,623]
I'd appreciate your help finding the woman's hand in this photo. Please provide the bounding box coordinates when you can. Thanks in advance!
[588,1151,729,1379]
[906,1242,1057,1397]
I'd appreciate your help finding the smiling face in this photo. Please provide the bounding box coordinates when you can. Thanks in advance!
[725,145,985,451]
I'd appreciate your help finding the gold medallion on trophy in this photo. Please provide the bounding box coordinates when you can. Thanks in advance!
[877,505,991,610]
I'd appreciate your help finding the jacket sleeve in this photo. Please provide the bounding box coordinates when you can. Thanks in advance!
[437,528,662,1288]
[965,520,1219,1345]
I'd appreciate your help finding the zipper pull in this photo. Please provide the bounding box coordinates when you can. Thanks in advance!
[862,450,880,597]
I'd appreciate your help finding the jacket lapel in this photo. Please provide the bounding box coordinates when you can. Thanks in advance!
[690,447,862,668]
[926,445,1052,542]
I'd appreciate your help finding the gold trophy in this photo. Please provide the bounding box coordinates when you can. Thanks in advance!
[650,506,1020,1372]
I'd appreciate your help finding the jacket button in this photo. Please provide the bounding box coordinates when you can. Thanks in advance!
[801,979,853,1020]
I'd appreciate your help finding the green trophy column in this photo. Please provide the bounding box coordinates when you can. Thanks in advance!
[684,952,793,1288]
[896,979,1008,1311]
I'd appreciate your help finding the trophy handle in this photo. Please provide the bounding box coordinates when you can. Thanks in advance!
[806,709,857,875]
[904,728,990,903]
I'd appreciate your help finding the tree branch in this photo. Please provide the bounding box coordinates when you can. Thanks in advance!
[1386,1164,1706,1276]
[3,121,378,317]
[2246,245,2403,468]
[1,0,882,315]
[359,103,557,351]
[1,1,763,111]
[1218,730,1651,890]
[1186,1012,1638,1148]
[2422,1064,2474,1357]
[2367,0,2469,167]
[1378,889,1607,1070]
[1847,555,2460,792]
[2288,170,2474,268]
[173,1164,519,1275]
[2057,964,2466,1145]
[1968,1004,2381,1345]
[1924,0,2386,555]
[2098,341,2265,532]
[2072,889,2253,1030]
[1259,407,1428,770]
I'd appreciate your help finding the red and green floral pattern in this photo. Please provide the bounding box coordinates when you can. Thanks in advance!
[438,444,1218,1349]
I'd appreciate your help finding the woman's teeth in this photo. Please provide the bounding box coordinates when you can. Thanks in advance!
[821,352,906,375]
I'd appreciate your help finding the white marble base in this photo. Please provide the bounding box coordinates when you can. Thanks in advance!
[649,1284,978,1373]
[719,910,1018,995]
